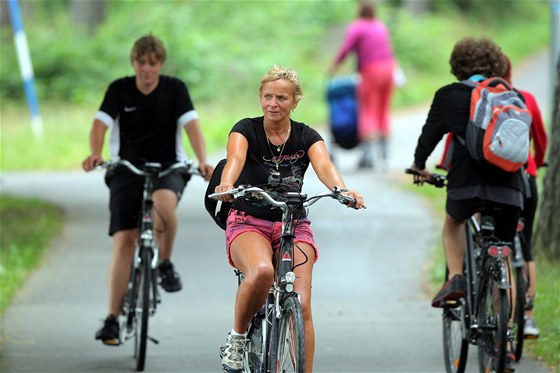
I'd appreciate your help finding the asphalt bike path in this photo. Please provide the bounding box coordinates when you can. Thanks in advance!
[0,50,552,372]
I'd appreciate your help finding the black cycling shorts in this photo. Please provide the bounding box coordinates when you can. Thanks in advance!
[446,196,521,245]
[104,168,191,236]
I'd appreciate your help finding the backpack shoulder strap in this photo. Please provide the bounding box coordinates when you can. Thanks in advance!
[480,76,513,91]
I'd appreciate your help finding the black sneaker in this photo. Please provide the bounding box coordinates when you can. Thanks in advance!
[95,314,120,346]
[431,274,466,308]
[158,259,182,292]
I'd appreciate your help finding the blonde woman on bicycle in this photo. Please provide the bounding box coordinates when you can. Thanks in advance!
[215,65,365,373]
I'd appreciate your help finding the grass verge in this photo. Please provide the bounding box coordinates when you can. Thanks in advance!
[0,194,63,314]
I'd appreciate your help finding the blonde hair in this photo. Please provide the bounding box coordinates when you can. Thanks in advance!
[259,65,303,103]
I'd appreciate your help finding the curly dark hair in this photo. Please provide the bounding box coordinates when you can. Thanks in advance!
[449,37,507,81]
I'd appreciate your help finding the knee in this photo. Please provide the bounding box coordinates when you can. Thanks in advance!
[114,230,137,250]
[245,263,274,290]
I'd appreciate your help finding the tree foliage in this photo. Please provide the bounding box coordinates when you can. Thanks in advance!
[0,0,549,111]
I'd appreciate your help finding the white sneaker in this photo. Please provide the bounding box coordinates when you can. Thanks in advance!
[220,333,247,372]
[524,316,540,339]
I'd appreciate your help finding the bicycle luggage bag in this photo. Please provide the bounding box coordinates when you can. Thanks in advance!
[204,158,232,230]
[326,76,359,150]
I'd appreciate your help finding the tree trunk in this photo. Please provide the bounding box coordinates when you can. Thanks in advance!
[70,0,105,35]
[533,55,560,260]
[402,0,430,15]
[1,0,10,27]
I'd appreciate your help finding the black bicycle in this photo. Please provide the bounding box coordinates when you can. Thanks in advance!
[405,168,513,373]
[210,185,358,373]
[98,159,200,371]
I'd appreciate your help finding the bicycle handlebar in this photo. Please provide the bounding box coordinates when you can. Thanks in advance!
[208,185,360,210]
[94,159,202,178]
[405,168,447,188]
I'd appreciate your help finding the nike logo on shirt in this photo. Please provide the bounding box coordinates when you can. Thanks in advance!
[124,106,137,112]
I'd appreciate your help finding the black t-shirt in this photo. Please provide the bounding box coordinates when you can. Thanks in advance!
[97,75,196,166]
[414,82,524,207]
[231,117,323,221]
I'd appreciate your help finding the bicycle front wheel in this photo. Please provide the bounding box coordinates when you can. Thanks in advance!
[442,306,469,373]
[135,253,152,371]
[477,277,509,373]
[272,296,305,373]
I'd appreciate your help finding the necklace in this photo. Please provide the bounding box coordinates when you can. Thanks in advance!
[264,125,291,170]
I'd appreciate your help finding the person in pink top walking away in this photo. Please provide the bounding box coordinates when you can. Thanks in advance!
[328,0,396,169]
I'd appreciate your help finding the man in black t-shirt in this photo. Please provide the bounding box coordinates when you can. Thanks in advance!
[82,34,213,346]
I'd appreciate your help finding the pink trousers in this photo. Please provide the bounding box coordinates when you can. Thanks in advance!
[357,60,395,140]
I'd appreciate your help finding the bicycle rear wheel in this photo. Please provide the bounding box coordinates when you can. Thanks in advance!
[271,296,305,373]
[477,276,509,372]
[511,265,526,361]
[442,306,469,373]
[135,252,152,371]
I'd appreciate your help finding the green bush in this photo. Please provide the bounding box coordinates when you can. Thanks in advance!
[1,1,549,107]
[0,1,550,171]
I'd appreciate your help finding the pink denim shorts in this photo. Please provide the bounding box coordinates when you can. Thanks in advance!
[225,209,318,268]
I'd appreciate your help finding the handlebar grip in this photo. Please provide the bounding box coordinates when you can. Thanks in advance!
[405,168,447,188]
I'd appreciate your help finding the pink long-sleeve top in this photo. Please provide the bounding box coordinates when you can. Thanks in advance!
[518,89,548,177]
[334,19,394,71]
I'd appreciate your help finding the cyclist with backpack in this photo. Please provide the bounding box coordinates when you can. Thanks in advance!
[409,37,524,332]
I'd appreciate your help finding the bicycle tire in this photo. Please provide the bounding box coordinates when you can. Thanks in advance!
[136,251,151,372]
[442,307,469,373]
[245,312,266,373]
[477,275,509,373]
[125,266,140,352]
[272,296,305,373]
[512,266,526,361]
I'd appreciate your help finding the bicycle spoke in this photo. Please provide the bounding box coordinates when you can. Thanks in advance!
[274,297,305,373]
[477,275,509,373]
[443,307,469,373]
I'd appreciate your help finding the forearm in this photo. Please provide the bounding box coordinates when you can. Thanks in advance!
[89,120,107,157]
[315,162,347,191]
[184,120,208,164]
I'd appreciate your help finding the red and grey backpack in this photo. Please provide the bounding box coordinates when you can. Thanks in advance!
[458,76,532,172]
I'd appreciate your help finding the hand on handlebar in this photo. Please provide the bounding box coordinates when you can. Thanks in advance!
[198,162,214,182]
[82,155,103,172]
[342,189,366,209]
[409,164,433,186]
[214,183,236,203]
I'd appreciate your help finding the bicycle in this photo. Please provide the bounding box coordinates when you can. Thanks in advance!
[96,159,200,372]
[405,168,514,373]
[209,185,358,373]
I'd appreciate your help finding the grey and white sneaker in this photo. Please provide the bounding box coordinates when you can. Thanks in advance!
[524,316,540,339]
[220,333,247,372]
